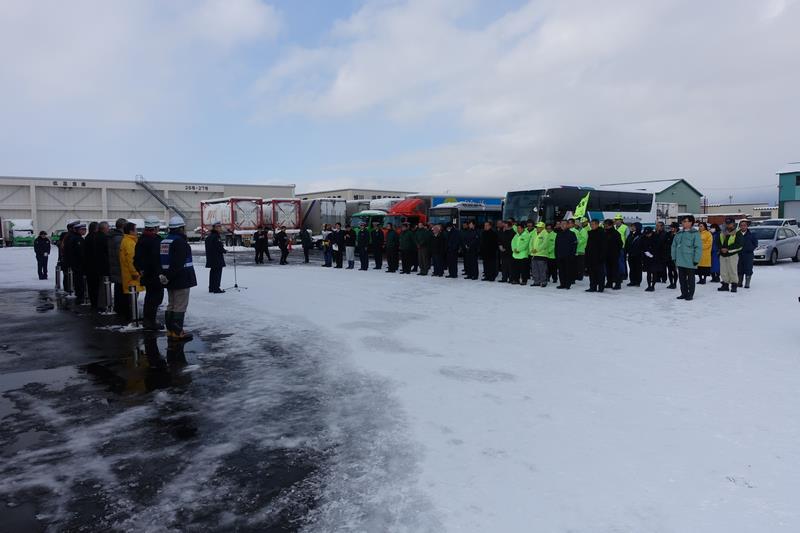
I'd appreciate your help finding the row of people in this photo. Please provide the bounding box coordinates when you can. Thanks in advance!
[47,217,197,339]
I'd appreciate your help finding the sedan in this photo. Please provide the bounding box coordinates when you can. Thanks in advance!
[752,226,800,264]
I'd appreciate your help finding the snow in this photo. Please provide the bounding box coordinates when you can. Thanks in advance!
[1,245,799,531]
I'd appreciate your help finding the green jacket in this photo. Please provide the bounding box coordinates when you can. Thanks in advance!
[671,228,702,269]
[530,230,548,258]
[545,230,556,259]
[399,231,415,251]
[616,223,629,245]
[576,227,588,254]
[386,230,399,251]
[511,231,531,259]
[415,227,433,248]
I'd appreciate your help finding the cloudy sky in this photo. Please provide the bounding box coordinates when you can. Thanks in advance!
[1,0,797,203]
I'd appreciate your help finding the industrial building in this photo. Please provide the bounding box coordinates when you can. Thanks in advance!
[778,163,800,218]
[600,179,703,214]
[0,176,295,235]
[704,203,777,220]
[296,188,415,201]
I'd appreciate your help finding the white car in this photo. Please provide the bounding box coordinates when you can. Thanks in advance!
[752,226,800,264]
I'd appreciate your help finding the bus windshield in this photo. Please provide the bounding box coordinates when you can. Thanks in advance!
[503,190,543,222]
[428,208,456,227]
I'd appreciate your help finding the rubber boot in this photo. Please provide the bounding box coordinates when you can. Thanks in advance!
[164,311,175,337]
[718,283,729,292]
[347,261,354,270]
[172,312,194,342]
[731,283,737,293]
[613,282,621,290]
[737,275,743,288]
[744,275,751,289]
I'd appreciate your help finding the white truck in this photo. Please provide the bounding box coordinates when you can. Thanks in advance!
[300,198,347,234]
[2,218,35,246]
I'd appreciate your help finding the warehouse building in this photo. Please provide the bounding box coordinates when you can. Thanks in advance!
[0,176,295,235]
[297,187,415,201]
[778,163,800,218]
[600,178,703,214]
[704,203,778,220]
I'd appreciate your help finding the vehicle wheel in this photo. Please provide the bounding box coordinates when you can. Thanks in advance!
[793,247,800,263]
[770,250,778,265]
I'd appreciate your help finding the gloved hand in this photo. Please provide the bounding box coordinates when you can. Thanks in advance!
[159,274,168,285]
[44,253,49,257]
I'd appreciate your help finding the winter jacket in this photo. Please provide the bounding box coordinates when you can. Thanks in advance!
[134,232,163,286]
[719,230,742,257]
[710,231,721,273]
[94,232,110,277]
[357,229,370,250]
[432,232,447,256]
[275,231,289,251]
[204,231,227,269]
[329,229,345,250]
[530,230,548,258]
[641,235,665,271]
[415,227,433,249]
[65,232,84,273]
[585,228,606,265]
[160,230,197,290]
[665,231,677,261]
[616,223,630,245]
[576,226,588,255]
[254,229,269,250]
[545,230,556,259]
[625,224,643,258]
[343,229,357,248]
[605,228,623,260]
[108,229,124,283]
[120,233,144,294]
[34,236,51,257]
[461,229,479,254]
[479,229,498,259]
[384,229,398,251]
[671,228,702,269]
[498,228,514,257]
[82,232,97,275]
[446,229,462,253]
[511,231,531,259]
[370,228,384,251]
[555,229,577,259]
[300,229,312,248]
[738,230,758,255]
[698,229,712,268]
[399,230,415,252]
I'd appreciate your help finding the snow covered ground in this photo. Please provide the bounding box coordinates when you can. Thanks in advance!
[1,246,799,532]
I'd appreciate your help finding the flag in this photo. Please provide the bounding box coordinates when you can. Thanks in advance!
[574,192,590,218]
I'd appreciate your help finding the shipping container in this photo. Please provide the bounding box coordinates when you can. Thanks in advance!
[263,198,301,230]
[300,198,347,234]
[200,197,263,244]
[346,200,371,222]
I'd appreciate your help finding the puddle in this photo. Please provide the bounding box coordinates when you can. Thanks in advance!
[0,366,79,394]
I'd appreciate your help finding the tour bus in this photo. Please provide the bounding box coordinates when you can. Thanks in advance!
[503,185,657,225]
[428,202,503,228]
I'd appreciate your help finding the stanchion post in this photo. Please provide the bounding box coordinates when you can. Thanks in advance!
[81,275,91,306]
[55,264,62,291]
[66,268,74,296]
[129,285,140,326]
[103,276,114,314]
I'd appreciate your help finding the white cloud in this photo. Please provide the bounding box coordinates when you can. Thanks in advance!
[254,0,800,201]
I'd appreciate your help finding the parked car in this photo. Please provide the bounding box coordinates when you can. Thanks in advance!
[759,218,799,230]
[752,226,800,265]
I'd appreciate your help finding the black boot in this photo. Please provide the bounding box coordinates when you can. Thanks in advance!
[744,275,751,288]
[718,283,729,292]
[731,284,737,293]
[613,282,621,290]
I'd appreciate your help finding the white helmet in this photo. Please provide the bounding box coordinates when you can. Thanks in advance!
[144,216,160,228]
[168,215,185,228]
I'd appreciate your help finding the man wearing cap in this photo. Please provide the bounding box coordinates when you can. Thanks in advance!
[108,218,128,316]
[160,216,197,341]
[204,221,227,293]
[718,217,743,292]
[736,220,757,289]
[135,218,165,330]
[530,221,549,287]
[66,222,88,301]
[34,230,51,280]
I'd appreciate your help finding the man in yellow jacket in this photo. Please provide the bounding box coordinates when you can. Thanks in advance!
[510,224,531,285]
[119,221,144,322]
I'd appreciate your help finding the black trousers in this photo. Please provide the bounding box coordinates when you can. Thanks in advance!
[464,252,479,279]
[667,260,677,285]
[36,255,48,279]
[87,273,99,307]
[209,267,223,291]
[500,253,512,281]
[279,248,289,264]
[514,258,530,284]
[302,246,310,263]
[72,269,85,301]
[333,249,343,268]
[143,282,164,324]
[557,257,574,287]
[387,249,399,272]
[432,254,444,276]
[574,254,585,281]
[678,267,696,298]
[401,250,414,273]
[547,258,558,282]
[446,251,458,277]
[482,255,497,280]
[114,282,128,318]
[588,263,604,291]
[628,256,643,285]
[373,249,383,269]
[604,258,618,287]
[359,248,369,270]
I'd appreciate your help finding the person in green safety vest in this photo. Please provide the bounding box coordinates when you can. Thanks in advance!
[510,224,531,285]
[529,221,550,287]
[570,218,588,282]
[718,217,743,293]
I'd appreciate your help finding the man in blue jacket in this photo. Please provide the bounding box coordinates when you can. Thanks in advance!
[160,216,197,341]
[671,215,702,301]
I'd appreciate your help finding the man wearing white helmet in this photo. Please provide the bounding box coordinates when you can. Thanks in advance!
[135,217,165,330]
[159,216,197,341]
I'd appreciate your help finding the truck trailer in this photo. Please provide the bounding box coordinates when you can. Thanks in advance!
[1,219,35,246]
[263,198,301,231]
[200,197,263,245]
[300,198,347,234]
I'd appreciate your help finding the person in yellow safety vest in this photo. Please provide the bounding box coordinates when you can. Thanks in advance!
[529,221,550,287]
[572,217,588,281]
[614,214,629,280]
[543,222,557,284]
[510,224,531,285]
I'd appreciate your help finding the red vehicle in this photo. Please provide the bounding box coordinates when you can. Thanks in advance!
[383,194,504,228]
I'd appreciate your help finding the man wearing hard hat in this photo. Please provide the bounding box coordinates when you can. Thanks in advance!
[160,216,197,341]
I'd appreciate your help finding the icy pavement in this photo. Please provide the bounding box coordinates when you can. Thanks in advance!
[1,246,799,532]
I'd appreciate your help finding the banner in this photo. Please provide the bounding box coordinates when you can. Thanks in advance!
[574,192,590,218]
